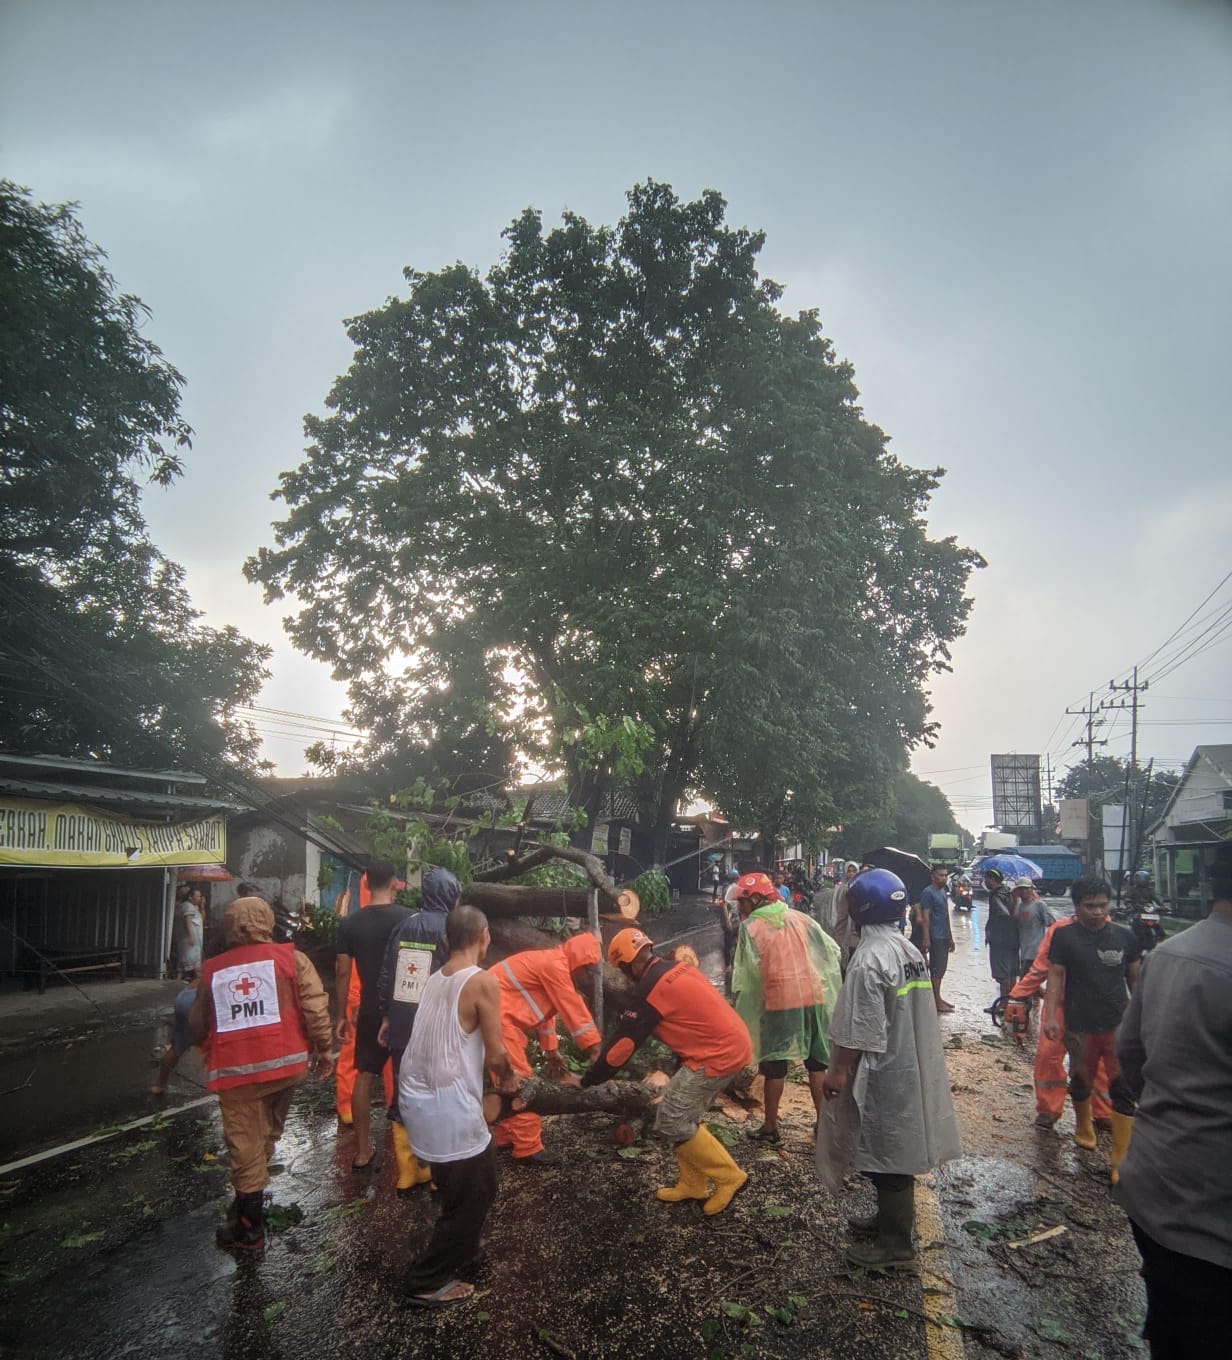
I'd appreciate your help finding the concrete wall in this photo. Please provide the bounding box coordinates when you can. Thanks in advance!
[208,821,308,922]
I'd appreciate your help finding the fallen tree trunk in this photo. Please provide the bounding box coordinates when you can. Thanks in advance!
[512,1075,658,1118]
[461,882,591,918]
[472,842,638,916]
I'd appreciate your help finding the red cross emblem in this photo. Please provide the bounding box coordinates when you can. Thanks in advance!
[404,959,420,977]
[230,973,260,998]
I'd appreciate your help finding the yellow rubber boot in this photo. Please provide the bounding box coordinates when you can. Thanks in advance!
[391,1122,432,1193]
[1109,1112,1134,1184]
[656,1139,709,1203]
[1072,1097,1098,1151]
[688,1125,749,1216]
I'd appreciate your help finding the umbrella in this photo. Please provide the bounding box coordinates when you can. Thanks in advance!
[861,847,932,902]
[973,854,1043,881]
[177,864,234,881]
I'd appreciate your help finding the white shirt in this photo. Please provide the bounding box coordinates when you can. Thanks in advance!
[398,965,490,1164]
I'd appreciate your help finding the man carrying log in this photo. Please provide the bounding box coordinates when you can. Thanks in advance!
[490,933,604,1164]
[582,928,753,1215]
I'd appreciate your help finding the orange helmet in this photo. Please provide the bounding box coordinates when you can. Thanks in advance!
[562,932,602,971]
[608,927,653,967]
[734,871,777,902]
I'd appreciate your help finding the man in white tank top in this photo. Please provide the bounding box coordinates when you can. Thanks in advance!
[398,905,517,1307]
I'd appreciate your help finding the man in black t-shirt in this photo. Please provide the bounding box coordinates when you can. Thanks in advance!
[335,860,412,1170]
[1043,875,1141,1177]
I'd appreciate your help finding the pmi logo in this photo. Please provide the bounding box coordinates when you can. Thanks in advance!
[228,971,269,1021]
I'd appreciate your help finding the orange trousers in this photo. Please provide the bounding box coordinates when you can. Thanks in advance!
[490,1016,541,1158]
[335,970,394,1119]
[1034,1029,1111,1120]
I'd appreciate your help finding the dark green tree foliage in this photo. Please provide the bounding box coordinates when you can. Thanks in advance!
[1056,755,1179,863]
[0,182,267,766]
[249,184,981,853]
[829,771,968,860]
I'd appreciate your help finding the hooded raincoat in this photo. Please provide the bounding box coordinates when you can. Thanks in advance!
[815,923,962,1190]
[732,902,842,1065]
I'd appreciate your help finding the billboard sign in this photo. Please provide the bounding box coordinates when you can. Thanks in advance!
[1058,798,1090,840]
[991,754,1043,839]
[1102,804,1128,872]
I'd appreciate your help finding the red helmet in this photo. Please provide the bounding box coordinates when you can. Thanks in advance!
[734,872,777,903]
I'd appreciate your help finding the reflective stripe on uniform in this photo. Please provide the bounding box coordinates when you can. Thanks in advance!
[895,980,934,997]
[570,1022,597,1038]
[499,960,544,1022]
[206,1050,309,1083]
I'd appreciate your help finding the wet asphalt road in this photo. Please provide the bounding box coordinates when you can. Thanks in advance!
[0,898,1148,1359]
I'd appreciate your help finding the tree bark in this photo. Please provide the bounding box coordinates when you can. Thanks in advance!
[461,881,591,918]
[511,1075,658,1118]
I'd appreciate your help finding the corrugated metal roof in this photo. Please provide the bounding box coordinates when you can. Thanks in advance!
[0,753,206,785]
[0,777,241,817]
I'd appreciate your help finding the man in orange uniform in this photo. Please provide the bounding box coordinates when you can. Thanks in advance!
[583,928,753,1215]
[491,933,603,1164]
[1006,916,1113,1130]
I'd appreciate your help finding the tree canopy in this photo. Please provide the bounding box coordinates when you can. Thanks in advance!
[1056,755,1179,866]
[249,182,982,855]
[0,181,267,767]
[828,771,968,860]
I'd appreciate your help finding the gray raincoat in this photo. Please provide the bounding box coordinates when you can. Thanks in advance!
[815,923,962,1190]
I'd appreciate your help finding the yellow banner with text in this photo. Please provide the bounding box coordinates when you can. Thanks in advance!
[0,797,226,868]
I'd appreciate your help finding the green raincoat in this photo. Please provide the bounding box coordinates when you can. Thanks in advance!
[732,902,843,1065]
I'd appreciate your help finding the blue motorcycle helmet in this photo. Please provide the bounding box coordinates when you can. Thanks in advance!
[847,868,909,928]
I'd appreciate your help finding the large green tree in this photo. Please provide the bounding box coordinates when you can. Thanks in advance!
[829,771,968,861]
[0,181,267,767]
[1056,755,1179,866]
[249,183,981,855]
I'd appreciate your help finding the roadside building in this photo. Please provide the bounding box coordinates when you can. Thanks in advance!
[1146,745,1232,919]
[0,753,236,984]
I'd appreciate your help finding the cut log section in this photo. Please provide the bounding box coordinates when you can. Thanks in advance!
[509,1076,660,1118]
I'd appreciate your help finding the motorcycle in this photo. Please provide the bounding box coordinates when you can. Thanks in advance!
[1113,899,1167,954]
[950,881,973,912]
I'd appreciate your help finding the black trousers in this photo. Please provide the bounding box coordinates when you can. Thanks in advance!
[1130,1220,1232,1359]
[405,1142,498,1292]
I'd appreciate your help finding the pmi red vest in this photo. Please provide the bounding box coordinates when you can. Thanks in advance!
[201,942,310,1092]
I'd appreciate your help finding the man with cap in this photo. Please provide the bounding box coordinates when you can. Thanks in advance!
[1012,876,1055,975]
[730,871,841,1146]
[983,867,1020,998]
[189,897,334,1250]
[376,866,460,1193]
[582,927,753,1214]
[817,868,962,1268]
[490,932,604,1164]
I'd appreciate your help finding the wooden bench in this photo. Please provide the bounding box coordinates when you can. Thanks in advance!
[22,945,129,994]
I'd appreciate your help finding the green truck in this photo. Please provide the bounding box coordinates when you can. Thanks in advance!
[927,833,963,866]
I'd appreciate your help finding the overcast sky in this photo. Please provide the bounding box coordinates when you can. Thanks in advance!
[4,0,1230,828]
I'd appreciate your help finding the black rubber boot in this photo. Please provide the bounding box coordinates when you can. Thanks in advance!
[216,1191,265,1251]
[845,1182,915,1269]
[846,1209,879,1236]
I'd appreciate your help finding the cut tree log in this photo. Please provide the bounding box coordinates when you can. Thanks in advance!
[511,1075,659,1118]
[461,881,591,918]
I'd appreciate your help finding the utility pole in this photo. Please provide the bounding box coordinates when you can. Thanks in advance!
[1103,667,1149,877]
[1066,692,1107,868]
[1066,691,1107,791]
